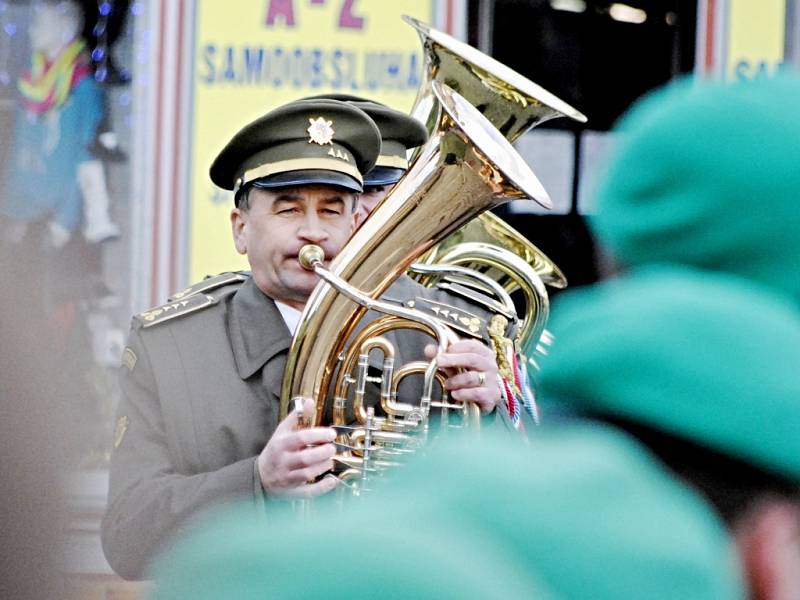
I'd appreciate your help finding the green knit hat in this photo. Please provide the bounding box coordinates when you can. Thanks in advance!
[366,426,744,600]
[538,266,800,481]
[591,72,800,306]
[149,490,553,599]
[150,426,743,600]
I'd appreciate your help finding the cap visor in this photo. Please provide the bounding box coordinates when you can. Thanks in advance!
[252,169,363,192]
[364,167,405,187]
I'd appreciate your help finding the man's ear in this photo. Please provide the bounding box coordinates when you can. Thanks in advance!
[735,500,800,600]
[231,208,247,255]
[350,193,359,232]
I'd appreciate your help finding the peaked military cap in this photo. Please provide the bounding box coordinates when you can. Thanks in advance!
[210,98,382,201]
[303,93,428,186]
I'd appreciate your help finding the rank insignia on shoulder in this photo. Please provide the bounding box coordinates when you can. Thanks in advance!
[135,293,217,328]
[113,415,129,449]
[168,271,249,302]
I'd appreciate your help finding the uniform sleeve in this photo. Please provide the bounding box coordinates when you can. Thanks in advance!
[101,326,264,580]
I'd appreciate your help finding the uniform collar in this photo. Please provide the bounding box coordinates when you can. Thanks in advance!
[228,277,293,379]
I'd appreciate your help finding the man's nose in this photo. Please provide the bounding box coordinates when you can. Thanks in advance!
[297,213,329,243]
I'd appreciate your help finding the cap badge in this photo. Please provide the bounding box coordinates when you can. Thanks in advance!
[307,117,335,145]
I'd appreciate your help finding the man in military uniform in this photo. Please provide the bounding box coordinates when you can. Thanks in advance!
[101,98,504,580]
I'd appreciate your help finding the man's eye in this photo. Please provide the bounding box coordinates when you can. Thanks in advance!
[277,207,299,215]
[322,208,342,215]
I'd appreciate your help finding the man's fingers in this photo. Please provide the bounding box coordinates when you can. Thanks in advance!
[273,407,301,435]
[301,457,336,483]
[273,427,336,453]
[274,397,317,434]
[437,351,493,371]
[450,387,495,413]
[282,457,336,489]
[444,339,489,354]
[290,474,339,499]
[291,427,337,448]
[445,370,488,391]
[437,340,497,371]
[300,397,315,421]
[285,442,336,470]
[273,401,309,435]
[305,474,340,498]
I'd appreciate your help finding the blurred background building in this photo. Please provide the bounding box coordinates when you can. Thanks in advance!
[0,1,795,597]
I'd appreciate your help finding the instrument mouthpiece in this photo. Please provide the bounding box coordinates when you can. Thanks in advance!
[299,244,325,270]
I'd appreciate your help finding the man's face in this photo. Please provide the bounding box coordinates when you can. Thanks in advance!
[231,184,356,308]
[354,184,393,228]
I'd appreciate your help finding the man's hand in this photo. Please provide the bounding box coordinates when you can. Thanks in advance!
[257,398,338,498]
[425,339,503,414]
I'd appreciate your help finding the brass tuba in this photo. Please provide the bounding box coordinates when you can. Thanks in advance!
[279,82,550,484]
[279,19,587,487]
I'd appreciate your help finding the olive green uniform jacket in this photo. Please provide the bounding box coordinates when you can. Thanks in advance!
[101,274,503,579]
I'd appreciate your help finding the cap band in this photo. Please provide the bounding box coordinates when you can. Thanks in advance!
[374,154,409,169]
[237,158,363,193]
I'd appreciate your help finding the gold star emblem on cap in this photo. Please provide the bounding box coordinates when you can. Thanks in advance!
[307,117,335,145]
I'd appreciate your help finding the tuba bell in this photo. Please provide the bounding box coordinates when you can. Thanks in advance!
[403,15,587,144]
[402,15,585,377]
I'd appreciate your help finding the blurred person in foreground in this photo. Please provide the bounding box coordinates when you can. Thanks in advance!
[148,423,745,599]
[0,232,71,598]
[538,268,800,599]
[534,73,800,599]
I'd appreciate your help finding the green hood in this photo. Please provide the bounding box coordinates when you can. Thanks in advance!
[591,72,800,306]
[151,425,745,600]
[539,266,800,481]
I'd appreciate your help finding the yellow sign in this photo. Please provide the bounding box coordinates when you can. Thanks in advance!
[189,0,436,282]
[727,0,786,81]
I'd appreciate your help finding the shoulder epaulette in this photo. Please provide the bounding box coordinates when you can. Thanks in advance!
[167,271,250,302]
[135,272,250,329]
[134,293,218,328]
